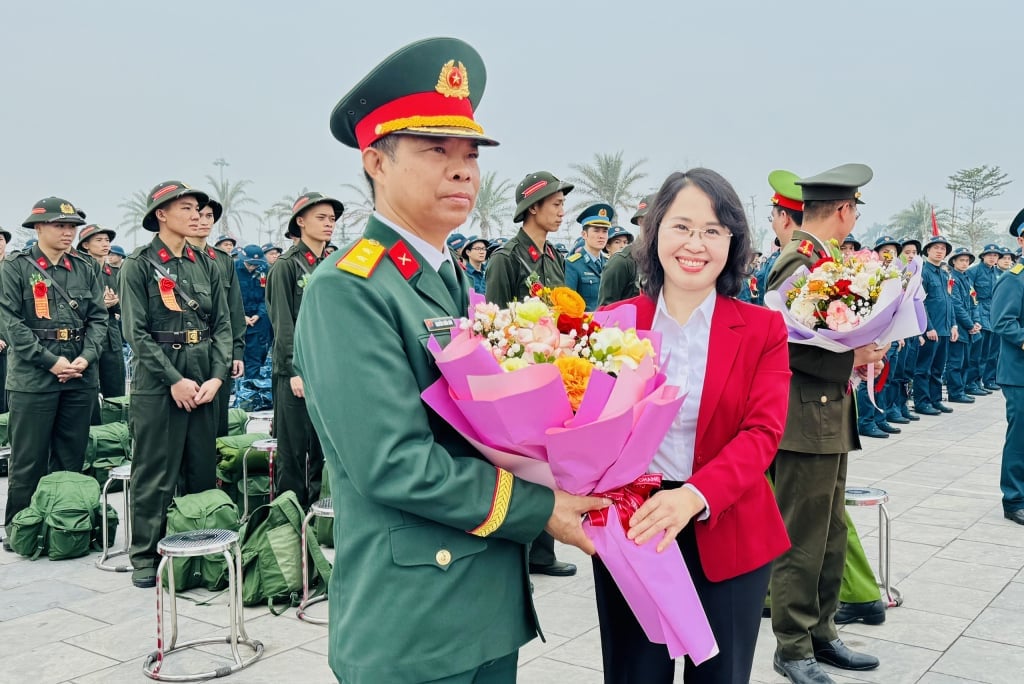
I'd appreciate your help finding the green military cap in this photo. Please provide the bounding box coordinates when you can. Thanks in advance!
[77,224,116,251]
[287,191,344,238]
[630,194,654,226]
[22,196,87,229]
[330,37,498,150]
[141,181,210,232]
[795,163,873,203]
[1009,207,1024,238]
[513,171,574,223]
[767,170,804,211]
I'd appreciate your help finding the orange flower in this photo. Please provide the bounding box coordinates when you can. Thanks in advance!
[555,356,594,413]
[549,286,586,317]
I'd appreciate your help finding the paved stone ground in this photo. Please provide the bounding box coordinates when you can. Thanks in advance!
[0,389,1017,683]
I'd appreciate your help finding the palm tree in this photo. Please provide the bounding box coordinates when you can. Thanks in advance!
[337,179,374,242]
[117,189,150,243]
[888,197,952,242]
[566,151,649,221]
[470,172,514,238]
[204,174,262,243]
[265,188,309,244]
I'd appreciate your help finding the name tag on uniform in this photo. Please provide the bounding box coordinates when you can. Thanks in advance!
[424,316,456,333]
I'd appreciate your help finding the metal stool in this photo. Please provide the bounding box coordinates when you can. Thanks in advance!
[96,463,132,572]
[246,410,273,435]
[240,439,277,522]
[297,497,333,624]
[845,487,903,607]
[143,529,263,681]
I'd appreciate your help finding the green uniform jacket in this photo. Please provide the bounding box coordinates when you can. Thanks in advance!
[294,217,554,683]
[198,244,246,365]
[0,246,106,392]
[598,243,640,306]
[266,241,320,377]
[119,238,231,395]
[96,261,123,351]
[767,230,859,454]
[484,227,564,306]
[992,264,1024,386]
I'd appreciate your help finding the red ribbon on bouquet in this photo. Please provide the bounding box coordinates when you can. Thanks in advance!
[587,473,663,528]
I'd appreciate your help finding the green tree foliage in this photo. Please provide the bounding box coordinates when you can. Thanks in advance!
[205,174,262,243]
[946,165,1012,251]
[470,172,514,239]
[566,151,648,222]
[117,189,150,243]
[337,179,374,242]
[888,197,952,242]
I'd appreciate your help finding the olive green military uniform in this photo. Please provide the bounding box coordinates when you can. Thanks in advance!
[1,243,106,528]
[95,260,126,404]
[121,233,231,570]
[198,242,246,436]
[598,243,640,306]
[485,228,565,306]
[266,239,325,508]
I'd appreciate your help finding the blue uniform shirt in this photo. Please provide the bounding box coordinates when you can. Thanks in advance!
[465,262,486,295]
[967,262,998,330]
[755,251,780,306]
[949,269,977,337]
[564,250,606,311]
[235,260,268,318]
[992,264,1024,386]
[922,260,955,335]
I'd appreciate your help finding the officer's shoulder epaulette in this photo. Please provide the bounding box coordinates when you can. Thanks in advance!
[567,253,583,263]
[1010,263,1024,275]
[337,238,386,278]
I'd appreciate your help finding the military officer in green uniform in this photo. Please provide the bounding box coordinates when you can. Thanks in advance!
[296,37,608,683]
[767,164,885,683]
[266,191,342,508]
[1,198,106,547]
[598,194,652,306]
[77,224,126,420]
[191,199,246,436]
[565,203,613,310]
[485,170,573,307]
[120,181,232,587]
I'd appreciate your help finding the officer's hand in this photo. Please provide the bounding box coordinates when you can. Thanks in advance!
[171,379,201,412]
[69,356,89,372]
[628,487,706,552]
[926,329,938,342]
[49,356,73,380]
[852,343,887,367]
[195,378,223,405]
[290,376,304,398]
[0,339,7,352]
[971,323,982,334]
[897,339,905,350]
[545,491,612,556]
[231,360,244,379]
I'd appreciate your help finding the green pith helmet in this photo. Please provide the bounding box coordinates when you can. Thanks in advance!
[287,192,345,238]
[513,171,574,223]
[77,224,116,251]
[331,37,498,150]
[22,197,86,229]
[630,194,655,226]
[141,181,210,232]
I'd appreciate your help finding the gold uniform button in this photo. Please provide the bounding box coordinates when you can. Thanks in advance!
[820,395,828,404]
[435,549,452,567]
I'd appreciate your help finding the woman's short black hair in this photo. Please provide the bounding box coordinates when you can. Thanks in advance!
[635,168,753,299]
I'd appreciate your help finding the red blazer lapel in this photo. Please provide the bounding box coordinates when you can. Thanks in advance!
[695,296,745,446]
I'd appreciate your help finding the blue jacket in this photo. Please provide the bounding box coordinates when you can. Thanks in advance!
[464,262,486,295]
[235,260,268,318]
[921,261,954,335]
[967,262,998,330]
[949,269,976,341]
[755,251,780,306]
[992,264,1024,386]
[564,251,606,311]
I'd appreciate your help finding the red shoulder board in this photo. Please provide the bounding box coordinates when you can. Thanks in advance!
[527,245,540,262]
[36,256,49,270]
[796,240,815,257]
[157,247,172,263]
[104,264,112,276]
[304,250,316,267]
[206,246,217,260]
[62,256,72,270]
[184,247,196,262]
[388,241,420,280]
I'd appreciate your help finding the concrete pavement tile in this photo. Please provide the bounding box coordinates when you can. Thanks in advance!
[819,632,942,683]
[932,636,1024,684]
[0,607,107,653]
[172,589,280,628]
[918,492,1004,514]
[847,459,913,480]
[62,584,164,625]
[532,591,600,639]
[937,539,1024,569]
[842,606,969,651]
[889,521,963,547]
[193,647,336,683]
[300,634,330,656]
[857,537,940,583]
[193,610,327,660]
[518,631,569,666]
[516,656,603,683]
[960,520,1024,548]
[64,612,223,661]
[0,578,98,621]
[908,557,1015,592]
[889,577,996,620]
[4,641,117,684]
[964,605,1024,648]
[540,625,603,669]
[916,674,987,683]
[896,506,986,530]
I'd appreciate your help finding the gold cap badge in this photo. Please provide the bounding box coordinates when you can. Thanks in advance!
[435,60,470,99]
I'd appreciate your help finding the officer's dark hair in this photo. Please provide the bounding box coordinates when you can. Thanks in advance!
[634,168,752,300]
[774,205,803,226]
[802,199,849,223]
[362,135,400,201]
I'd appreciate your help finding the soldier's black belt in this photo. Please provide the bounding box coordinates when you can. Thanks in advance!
[152,328,210,345]
[32,327,85,342]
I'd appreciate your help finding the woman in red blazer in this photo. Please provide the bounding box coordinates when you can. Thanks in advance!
[594,169,792,683]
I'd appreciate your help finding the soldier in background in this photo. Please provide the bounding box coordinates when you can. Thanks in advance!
[598,194,652,306]
[77,224,127,417]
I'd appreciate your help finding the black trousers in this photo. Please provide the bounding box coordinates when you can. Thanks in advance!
[272,374,323,508]
[593,524,771,683]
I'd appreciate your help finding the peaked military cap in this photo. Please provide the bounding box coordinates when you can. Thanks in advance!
[873,235,901,252]
[1009,207,1024,237]
[77,224,116,251]
[22,196,87,229]
[576,203,615,228]
[768,169,804,211]
[513,171,574,223]
[201,198,223,223]
[979,243,1002,258]
[608,225,634,243]
[331,37,498,150]
[842,234,862,250]
[630,194,654,226]
[287,192,344,238]
[947,246,975,265]
[796,163,873,203]
[923,234,952,255]
[141,181,209,232]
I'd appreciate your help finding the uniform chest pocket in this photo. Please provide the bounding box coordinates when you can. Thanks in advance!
[799,383,845,441]
[390,523,487,572]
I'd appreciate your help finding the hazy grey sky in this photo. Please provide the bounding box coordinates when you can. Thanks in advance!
[2,0,1022,250]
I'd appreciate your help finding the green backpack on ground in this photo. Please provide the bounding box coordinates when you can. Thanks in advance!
[239,490,331,610]
[99,396,131,424]
[315,460,334,548]
[227,408,249,436]
[216,433,272,474]
[8,471,117,561]
[163,489,240,591]
[0,411,9,446]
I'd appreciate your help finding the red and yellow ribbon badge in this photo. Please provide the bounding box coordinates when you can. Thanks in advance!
[158,276,182,312]
[31,275,51,319]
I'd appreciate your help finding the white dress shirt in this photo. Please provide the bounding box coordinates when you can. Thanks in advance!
[374,211,453,273]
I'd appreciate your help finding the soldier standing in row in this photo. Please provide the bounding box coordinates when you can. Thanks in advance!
[947,247,981,404]
[967,243,1002,395]
[266,192,342,508]
[236,245,272,378]
[77,224,126,417]
[1,198,106,551]
[598,194,651,306]
[120,181,232,587]
[565,203,612,310]
[914,235,957,416]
